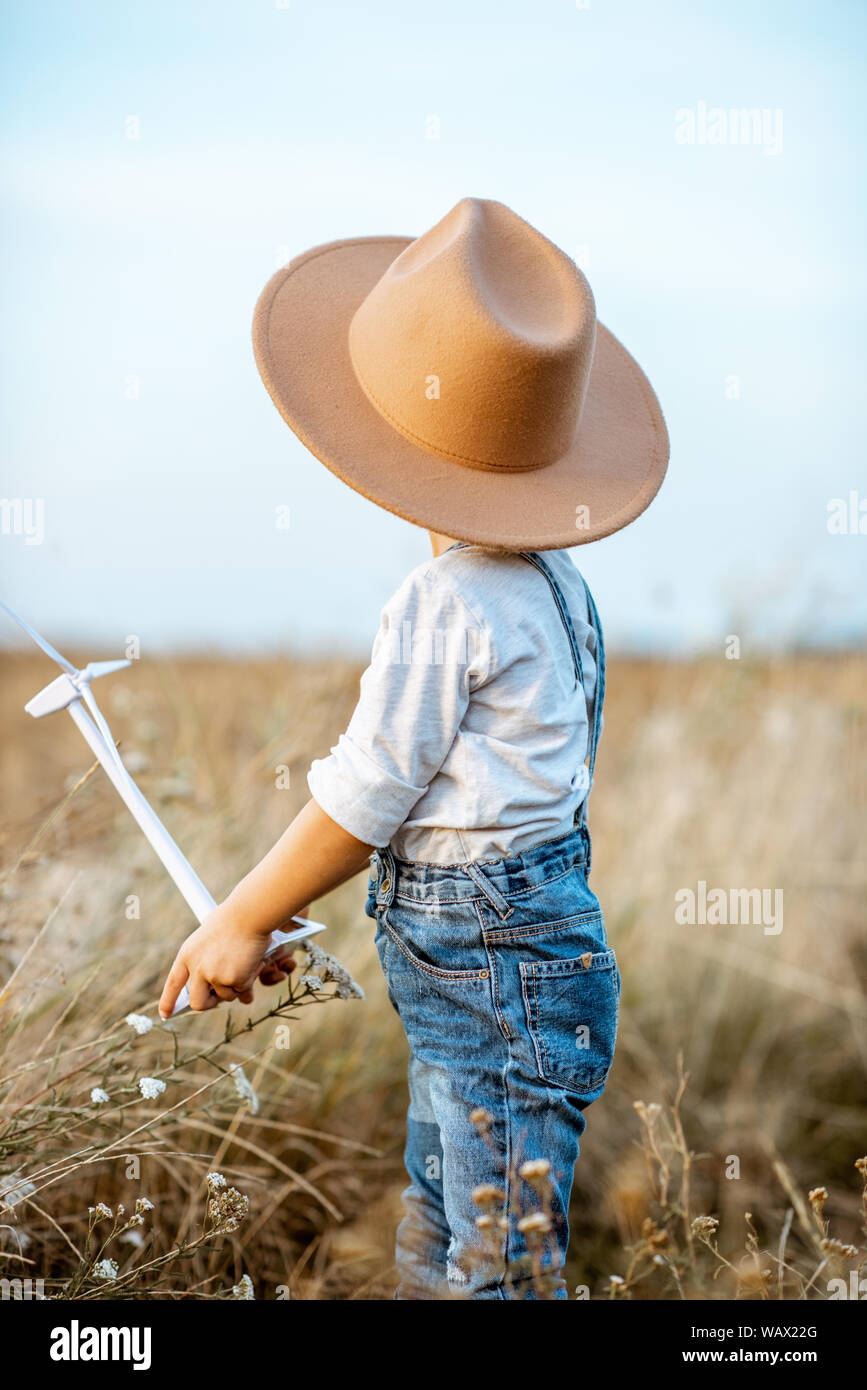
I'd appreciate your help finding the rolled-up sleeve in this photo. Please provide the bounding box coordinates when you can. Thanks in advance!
[307,566,490,846]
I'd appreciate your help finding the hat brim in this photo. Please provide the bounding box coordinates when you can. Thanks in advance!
[252,235,669,550]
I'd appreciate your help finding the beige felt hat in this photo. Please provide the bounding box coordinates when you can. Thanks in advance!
[252,197,669,550]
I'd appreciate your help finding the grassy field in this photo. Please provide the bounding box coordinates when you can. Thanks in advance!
[0,648,864,1300]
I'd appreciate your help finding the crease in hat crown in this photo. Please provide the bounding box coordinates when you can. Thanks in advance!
[347,197,598,474]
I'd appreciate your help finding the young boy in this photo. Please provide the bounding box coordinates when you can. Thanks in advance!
[159,197,668,1299]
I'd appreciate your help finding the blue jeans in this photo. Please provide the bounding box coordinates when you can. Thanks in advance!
[366,826,620,1300]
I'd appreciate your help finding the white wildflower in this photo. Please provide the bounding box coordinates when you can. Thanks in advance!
[231,1273,255,1300]
[334,976,364,1001]
[89,1202,113,1221]
[821,1237,858,1258]
[301,938,328,970]
[207,1171,227,1189]
[90,1087,110,1104]
[119,1229,144,1249]
[125,1012,153,1035]
[298,973,323,990]
[93,1258,118,1281]
[230,1065,259,1116]
[135,1197,154,1215]
[317,950,365,1000]
[207,1184,249,1232]
[138,1076,166,1100]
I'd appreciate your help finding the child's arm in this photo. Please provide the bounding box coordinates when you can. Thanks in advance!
[158,798,373,1017]
[159,565,489,1019]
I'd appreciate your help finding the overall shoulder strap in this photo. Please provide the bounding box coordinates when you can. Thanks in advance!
[578,571,606,822]
[517,552,584,684]
[519,552,605,828]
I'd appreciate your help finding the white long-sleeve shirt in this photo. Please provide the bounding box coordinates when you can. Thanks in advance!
[307,545,599,865]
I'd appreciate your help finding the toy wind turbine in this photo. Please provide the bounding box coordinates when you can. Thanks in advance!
[1,601,324,1016]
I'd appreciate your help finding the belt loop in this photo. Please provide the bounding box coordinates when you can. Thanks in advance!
[376,847,397,907]
[463,862,512,921]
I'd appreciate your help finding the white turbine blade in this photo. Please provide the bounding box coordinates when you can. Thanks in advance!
[25,673,81,718]
[0,600,77,674]
[79,683,129,774]
[84,659,132,679]
[64,699,217,923]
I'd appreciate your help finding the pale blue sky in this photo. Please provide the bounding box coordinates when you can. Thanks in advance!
[1,0,865,656]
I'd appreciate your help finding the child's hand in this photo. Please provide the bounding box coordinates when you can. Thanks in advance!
[158,903,294,1018]
[256,904,308,987]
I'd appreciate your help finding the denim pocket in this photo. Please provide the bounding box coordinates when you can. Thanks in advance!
[381,914,489,984]
[520,948,620,1094]
[377,896,491,985]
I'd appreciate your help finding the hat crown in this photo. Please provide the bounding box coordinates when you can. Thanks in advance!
[348,198,597,473]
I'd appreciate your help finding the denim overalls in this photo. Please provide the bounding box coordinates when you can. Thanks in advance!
[365,552,619,1300]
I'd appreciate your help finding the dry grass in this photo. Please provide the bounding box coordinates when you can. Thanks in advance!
[0,648,864,1299]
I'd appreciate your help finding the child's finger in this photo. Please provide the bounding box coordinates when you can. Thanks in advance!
[159,956,190,1019]
[188,974,219,1012]
[258,966,284,986]
[258,955,295,986]
[211,982,242,1003]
